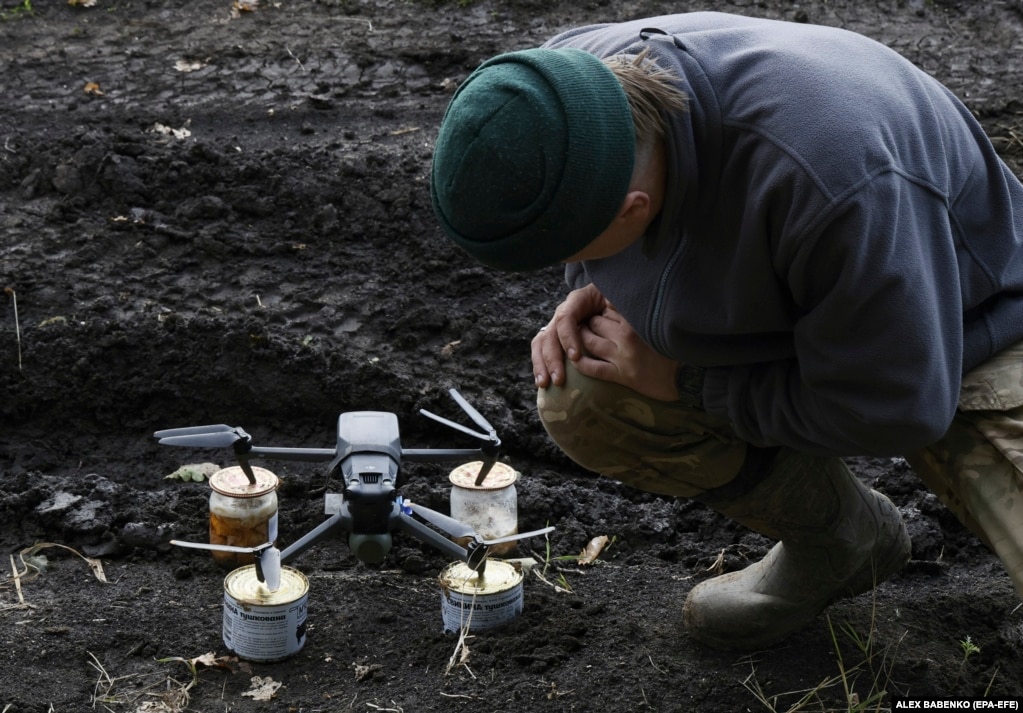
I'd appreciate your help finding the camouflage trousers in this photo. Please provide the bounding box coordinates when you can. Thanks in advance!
[537,346,1023,601]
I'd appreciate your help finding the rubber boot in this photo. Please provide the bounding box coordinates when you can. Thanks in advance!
[683,450,911,650]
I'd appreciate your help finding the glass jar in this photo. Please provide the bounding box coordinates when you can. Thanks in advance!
[208,465,279,569]
[448,461,519,556]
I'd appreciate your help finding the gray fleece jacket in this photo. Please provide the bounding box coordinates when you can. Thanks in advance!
[546,13,1023,456]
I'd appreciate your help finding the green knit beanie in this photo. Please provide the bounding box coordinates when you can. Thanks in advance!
[431,48,635,272]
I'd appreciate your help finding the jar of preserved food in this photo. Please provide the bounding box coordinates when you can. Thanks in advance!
[448,461,519,556]
[208,465,279,568]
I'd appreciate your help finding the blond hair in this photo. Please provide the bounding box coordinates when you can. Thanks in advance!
[604,48,688,146]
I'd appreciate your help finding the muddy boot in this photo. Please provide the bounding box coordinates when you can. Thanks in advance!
[683,450,911,650]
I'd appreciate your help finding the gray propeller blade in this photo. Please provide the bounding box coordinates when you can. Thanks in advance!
[154,424,234,439]
[449,388,497,436]
[258,547,282,592]
[418,409,490,441]
[170,539,258,554]
[481,525,555,546]
[157,428,249,449]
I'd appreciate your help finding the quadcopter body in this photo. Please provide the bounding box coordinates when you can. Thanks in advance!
[155,389,553,591]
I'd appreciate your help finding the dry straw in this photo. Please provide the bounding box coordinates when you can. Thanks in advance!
[4,287,20,371]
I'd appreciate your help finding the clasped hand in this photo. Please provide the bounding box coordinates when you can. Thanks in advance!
[531,283,680,401]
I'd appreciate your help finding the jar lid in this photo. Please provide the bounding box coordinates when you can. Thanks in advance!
[210,466,279,498]
[449,461,518,490]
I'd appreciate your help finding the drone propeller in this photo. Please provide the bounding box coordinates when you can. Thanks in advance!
[170,539,282,592]
[419,388,500,443]
[417,410,491,442]
[154,424,257,483]
[449,389,498,440]
[448,389,502,485]
[407,502,555,548]
[419,389,502,486]
[155,424,252,449]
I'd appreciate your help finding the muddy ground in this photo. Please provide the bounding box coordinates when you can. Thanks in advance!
[2,1,1023,711]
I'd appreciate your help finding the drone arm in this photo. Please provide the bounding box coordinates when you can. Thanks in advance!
[402,444,503,487]
[396,509,469,562]
[278,512,344,564]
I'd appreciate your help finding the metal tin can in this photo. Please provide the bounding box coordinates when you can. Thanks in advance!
[209,466,279,568]
[223,565,308,662]
[439,560,523,633]
[448,461,519,555]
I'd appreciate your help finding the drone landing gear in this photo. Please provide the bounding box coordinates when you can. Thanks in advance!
[175,496,554,593]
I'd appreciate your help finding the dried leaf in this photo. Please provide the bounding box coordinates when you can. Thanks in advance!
[165,462,220,482]
[85,557,107,582]
[241,675,281,701]
[69,0,97,7]
[83,81,104,96]
[576,535,610,566]
[192,652,227,668]
[174,58,207,73]
[158,651,245,675]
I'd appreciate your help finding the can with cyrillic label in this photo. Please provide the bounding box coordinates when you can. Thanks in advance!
[223,565,308,661]
[439,560,523,633]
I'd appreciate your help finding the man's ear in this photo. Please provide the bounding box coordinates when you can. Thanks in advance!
[619,190,652,223]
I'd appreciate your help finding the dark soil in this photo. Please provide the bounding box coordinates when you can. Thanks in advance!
[2,1,1023,711]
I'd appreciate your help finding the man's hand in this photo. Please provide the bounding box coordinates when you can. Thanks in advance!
[531,284,606,388]
[532,284,680,402]
[577,304,680,401]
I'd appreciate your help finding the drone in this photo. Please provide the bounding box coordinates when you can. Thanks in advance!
[154,388,554,591]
